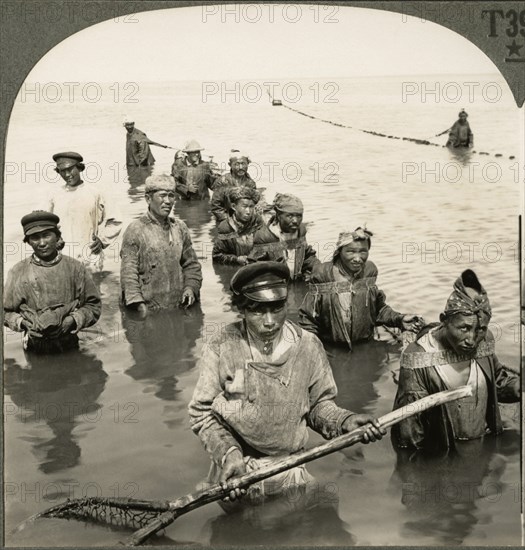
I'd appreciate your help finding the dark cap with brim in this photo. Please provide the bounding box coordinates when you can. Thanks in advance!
[231,261,290,302]
[52,152,83,170]
[21,211,60,236]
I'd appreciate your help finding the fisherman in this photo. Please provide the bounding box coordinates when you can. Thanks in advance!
[123,116,168,167]
[212,187,263,265]
[4,211,101,353]
[171,140,217,201]
[211,150,257,223]
[120,174,202,315]
[446,109,474,148]
[249,193,320,281]
[48,152,122,269]
[188,261,385,504]
[299,227,424,349]
[392,269,520,454]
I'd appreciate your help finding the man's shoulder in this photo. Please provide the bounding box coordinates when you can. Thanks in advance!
[206,321,245,351]
[216,219,233,234]
[8,257,32,275]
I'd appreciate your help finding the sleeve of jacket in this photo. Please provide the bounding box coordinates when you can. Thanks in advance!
[301,242,321,275]
[120,224,145,306]
[3,265,25,331]
[71,263,102,330]
[96,190,122,248]
[173,167,190,199]
[212,236,240,265]
[492,352,520,403]
[137,135,150,165]
[179,222,203,295]
[210,185,228,222]
[306,336,354,438]
[375,287,404,329]
[391,347,429,449]
[298,289,321,336]
[188,342,243,465]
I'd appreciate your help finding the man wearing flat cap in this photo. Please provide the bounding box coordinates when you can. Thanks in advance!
[249,193,320,281]
[211,150,257,224]
[392,269,519,454]
[120,174,202,314]
[299,227,423,349]
[47,151,122,269]
[189,261,385,504]
[4,211,101,353]
[171,140,217,201]
[123,116,168,167]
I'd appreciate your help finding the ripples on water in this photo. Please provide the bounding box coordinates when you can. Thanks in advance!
[4,75,521,546]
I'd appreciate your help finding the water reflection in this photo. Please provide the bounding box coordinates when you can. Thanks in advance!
[390,434,519,545]
[122,306,204,402]
[207,489,355,546]
[4,350,107,474]
[126,166,153,201]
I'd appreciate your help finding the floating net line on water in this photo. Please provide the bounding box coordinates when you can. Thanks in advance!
[275,100,516,160]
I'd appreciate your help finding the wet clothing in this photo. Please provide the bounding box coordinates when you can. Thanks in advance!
[392,325,520,454]
[172,158,217,200]
[47,183,122,267]
[210,173,257,223]
[120,211,202,309]
[126,127,159,166]
[249,222,320,280]
[212,213,263,265]
[188,320,355,470]
[4,254,101,353]
[447,120,473,147]
[299,260,404,347]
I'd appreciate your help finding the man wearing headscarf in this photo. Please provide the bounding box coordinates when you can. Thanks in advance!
[392,269,520,454]
[249,193,320,281]
[189,261,385,506]
[123,116,168,167]
[210,150,257,223]
[171,140,217,201]
[120,175,202,314]
[299,227,423,348]
[446,109,474,148]
[4,211,101,353]
[212,187,263,265]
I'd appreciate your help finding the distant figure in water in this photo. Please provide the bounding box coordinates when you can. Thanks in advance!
[4,211,101,353]
[299,227,424,349]
[446,109,474,148]
[189,261,385,506]
[171,140,217,201]
[120,175,202,316]
[123,116,168,167]
[392,269,520,455]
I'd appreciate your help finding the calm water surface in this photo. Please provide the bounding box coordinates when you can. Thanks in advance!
[4,75,522,546]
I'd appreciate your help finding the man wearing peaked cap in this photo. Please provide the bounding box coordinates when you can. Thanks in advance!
[249,193,319,281]
[124,117,168,167]
[120,174,202,315]
[189,260,385,505]
[4,210,101,354]
[392,269,519,454]
[45,151,122,270]
[211,149,257,223]
[171,139,217,201]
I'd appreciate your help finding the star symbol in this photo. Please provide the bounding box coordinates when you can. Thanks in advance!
[506,40,523,57]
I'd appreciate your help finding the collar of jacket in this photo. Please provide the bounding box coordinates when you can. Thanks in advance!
[145,210,176,228]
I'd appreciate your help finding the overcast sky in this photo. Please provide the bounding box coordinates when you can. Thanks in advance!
[28,5,497,82]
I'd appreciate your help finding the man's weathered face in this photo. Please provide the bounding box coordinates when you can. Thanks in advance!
[276,211,302,233]
[443,313,487,355]
[57,164,82,187]
[229,158,248,178]
[339,240,370,274]
[459,113,467,123]
[187,151,200,165]
[232,198,255,223]
[27,230,59,261]
[125,123,135,133]
[244,300,288,341]
[146,190,176,219]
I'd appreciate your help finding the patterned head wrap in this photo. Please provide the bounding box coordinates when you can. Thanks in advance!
[443,269,491,327]
[273,193,303,214]
[228,186,260,205]
[333,226,373,259]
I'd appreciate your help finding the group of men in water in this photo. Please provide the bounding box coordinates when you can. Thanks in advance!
[4,114,519,507]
